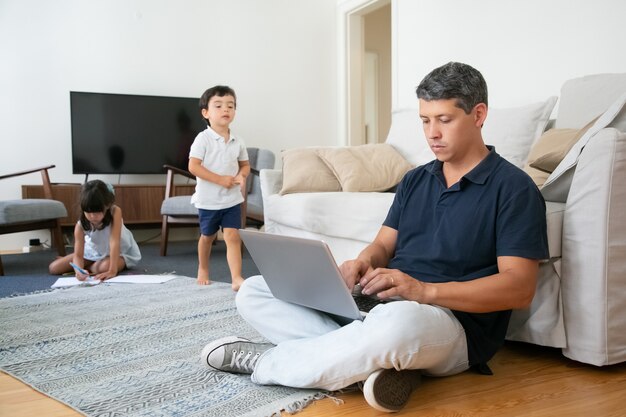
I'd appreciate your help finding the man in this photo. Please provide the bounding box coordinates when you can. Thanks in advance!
[201,62,549,413]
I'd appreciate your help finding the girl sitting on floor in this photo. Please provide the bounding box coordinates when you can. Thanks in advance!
[49,180,141,280]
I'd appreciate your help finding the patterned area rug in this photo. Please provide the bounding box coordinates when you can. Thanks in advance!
[0,277,326,416]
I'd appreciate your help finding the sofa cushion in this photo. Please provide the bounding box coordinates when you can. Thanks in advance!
[279,148,341,195]
[555,73,626,129]
[545,202,565,259]
[316,144,412,192]
[264,191,395,243]
[386,97,557,169]
[482,97,557,168]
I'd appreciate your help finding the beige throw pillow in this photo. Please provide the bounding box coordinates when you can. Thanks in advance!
[523,117,597,187]
[279,148,342,195]
[316,144,412,192]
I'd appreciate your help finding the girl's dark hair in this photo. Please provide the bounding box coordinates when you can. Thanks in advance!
[199,85,237,126]
[79,180,115,231]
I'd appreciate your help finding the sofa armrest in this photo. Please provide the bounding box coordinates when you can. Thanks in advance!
[260,169,282,197]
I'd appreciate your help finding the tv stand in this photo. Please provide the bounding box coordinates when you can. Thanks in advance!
[22,183,195,228]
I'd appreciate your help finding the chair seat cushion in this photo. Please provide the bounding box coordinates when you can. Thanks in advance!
[0,199,67,225]
[161,196,197,216]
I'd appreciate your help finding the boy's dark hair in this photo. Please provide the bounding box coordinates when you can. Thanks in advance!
[79,180,115,231]
[416,62,488,114]
[199,85,237,126]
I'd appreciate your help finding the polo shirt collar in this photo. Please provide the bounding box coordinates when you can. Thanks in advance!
[206,126,236,143]
[428,145,498,186]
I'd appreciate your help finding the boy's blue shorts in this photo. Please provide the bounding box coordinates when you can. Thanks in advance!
[198,204,242,236]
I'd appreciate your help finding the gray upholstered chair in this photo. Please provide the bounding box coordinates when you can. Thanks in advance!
[245,147,275,224]
[0,165,68,275]
[159,147,275,256]
[159,165,199,256]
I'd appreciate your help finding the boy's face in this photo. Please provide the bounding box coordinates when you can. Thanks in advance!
[201,94,236,129]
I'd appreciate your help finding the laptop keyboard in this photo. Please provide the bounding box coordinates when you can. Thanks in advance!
[353,294,386,312]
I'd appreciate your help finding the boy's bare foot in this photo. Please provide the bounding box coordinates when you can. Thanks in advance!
[231,276,245,292]
[197,277,211,285]
[197,269,211,285]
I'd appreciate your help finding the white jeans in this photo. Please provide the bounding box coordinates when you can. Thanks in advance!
[236,275,469,391]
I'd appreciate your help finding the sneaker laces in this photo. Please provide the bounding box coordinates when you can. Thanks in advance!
[230,348,262,373]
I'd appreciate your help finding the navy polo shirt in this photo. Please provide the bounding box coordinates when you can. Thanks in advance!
[384,146,549,366]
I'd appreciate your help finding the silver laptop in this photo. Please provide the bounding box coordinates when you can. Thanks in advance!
[239,229,387,322]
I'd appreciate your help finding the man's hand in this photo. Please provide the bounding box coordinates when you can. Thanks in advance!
[360,267,429,302]
[339,259,372,291]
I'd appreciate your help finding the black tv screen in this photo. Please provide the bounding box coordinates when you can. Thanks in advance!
[70,91,206,174]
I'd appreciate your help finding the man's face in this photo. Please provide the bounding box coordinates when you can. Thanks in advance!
[419,98,486,164]
[202,94,236,129]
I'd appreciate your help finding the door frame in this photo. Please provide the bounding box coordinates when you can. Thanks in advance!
[337,0,391,146]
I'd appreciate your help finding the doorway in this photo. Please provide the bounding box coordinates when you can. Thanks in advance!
[338,0,391,146]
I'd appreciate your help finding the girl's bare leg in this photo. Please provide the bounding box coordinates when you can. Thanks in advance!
[91,256,126,277]
[49,253,75,275]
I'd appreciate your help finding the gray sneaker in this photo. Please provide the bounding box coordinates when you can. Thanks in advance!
[201,336,273,374]
[362,368,421,412]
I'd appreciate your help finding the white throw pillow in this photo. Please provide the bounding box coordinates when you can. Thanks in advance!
[384,108,434,167]
[482,97,558,168]
[385,98,557,169]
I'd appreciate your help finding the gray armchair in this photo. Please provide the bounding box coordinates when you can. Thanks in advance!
[0,165,68,275]
[244,148,276,224]
[159,164,199,256]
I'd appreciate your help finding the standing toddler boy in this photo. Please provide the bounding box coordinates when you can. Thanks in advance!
[188,85,250,291]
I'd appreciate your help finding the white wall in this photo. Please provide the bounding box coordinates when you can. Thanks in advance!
[3,0,626,251]
[393,0,626,110]
[0,0,338,250]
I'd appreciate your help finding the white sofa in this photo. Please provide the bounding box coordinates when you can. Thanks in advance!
[260,74,626,366]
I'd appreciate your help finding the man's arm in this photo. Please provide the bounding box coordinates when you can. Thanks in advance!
[360,256,539,313]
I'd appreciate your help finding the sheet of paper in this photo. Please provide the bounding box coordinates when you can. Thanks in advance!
[51,275,177,289]
[51,277,101,288]
[107,275,178,284]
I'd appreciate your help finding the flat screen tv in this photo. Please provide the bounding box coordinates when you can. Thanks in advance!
[70,91,207,174]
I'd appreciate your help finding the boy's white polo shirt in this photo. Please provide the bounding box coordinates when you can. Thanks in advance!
[189,126,248,210]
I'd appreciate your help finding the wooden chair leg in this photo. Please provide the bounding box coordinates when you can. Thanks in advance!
[160,216,169,256]
[52,221,66,257]
[0,256,4,276]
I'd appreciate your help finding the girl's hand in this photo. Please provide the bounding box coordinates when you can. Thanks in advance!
[75,271,90,281]
[94,270,117,281]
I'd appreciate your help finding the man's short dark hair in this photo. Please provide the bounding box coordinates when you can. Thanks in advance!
[415,62,488,114]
